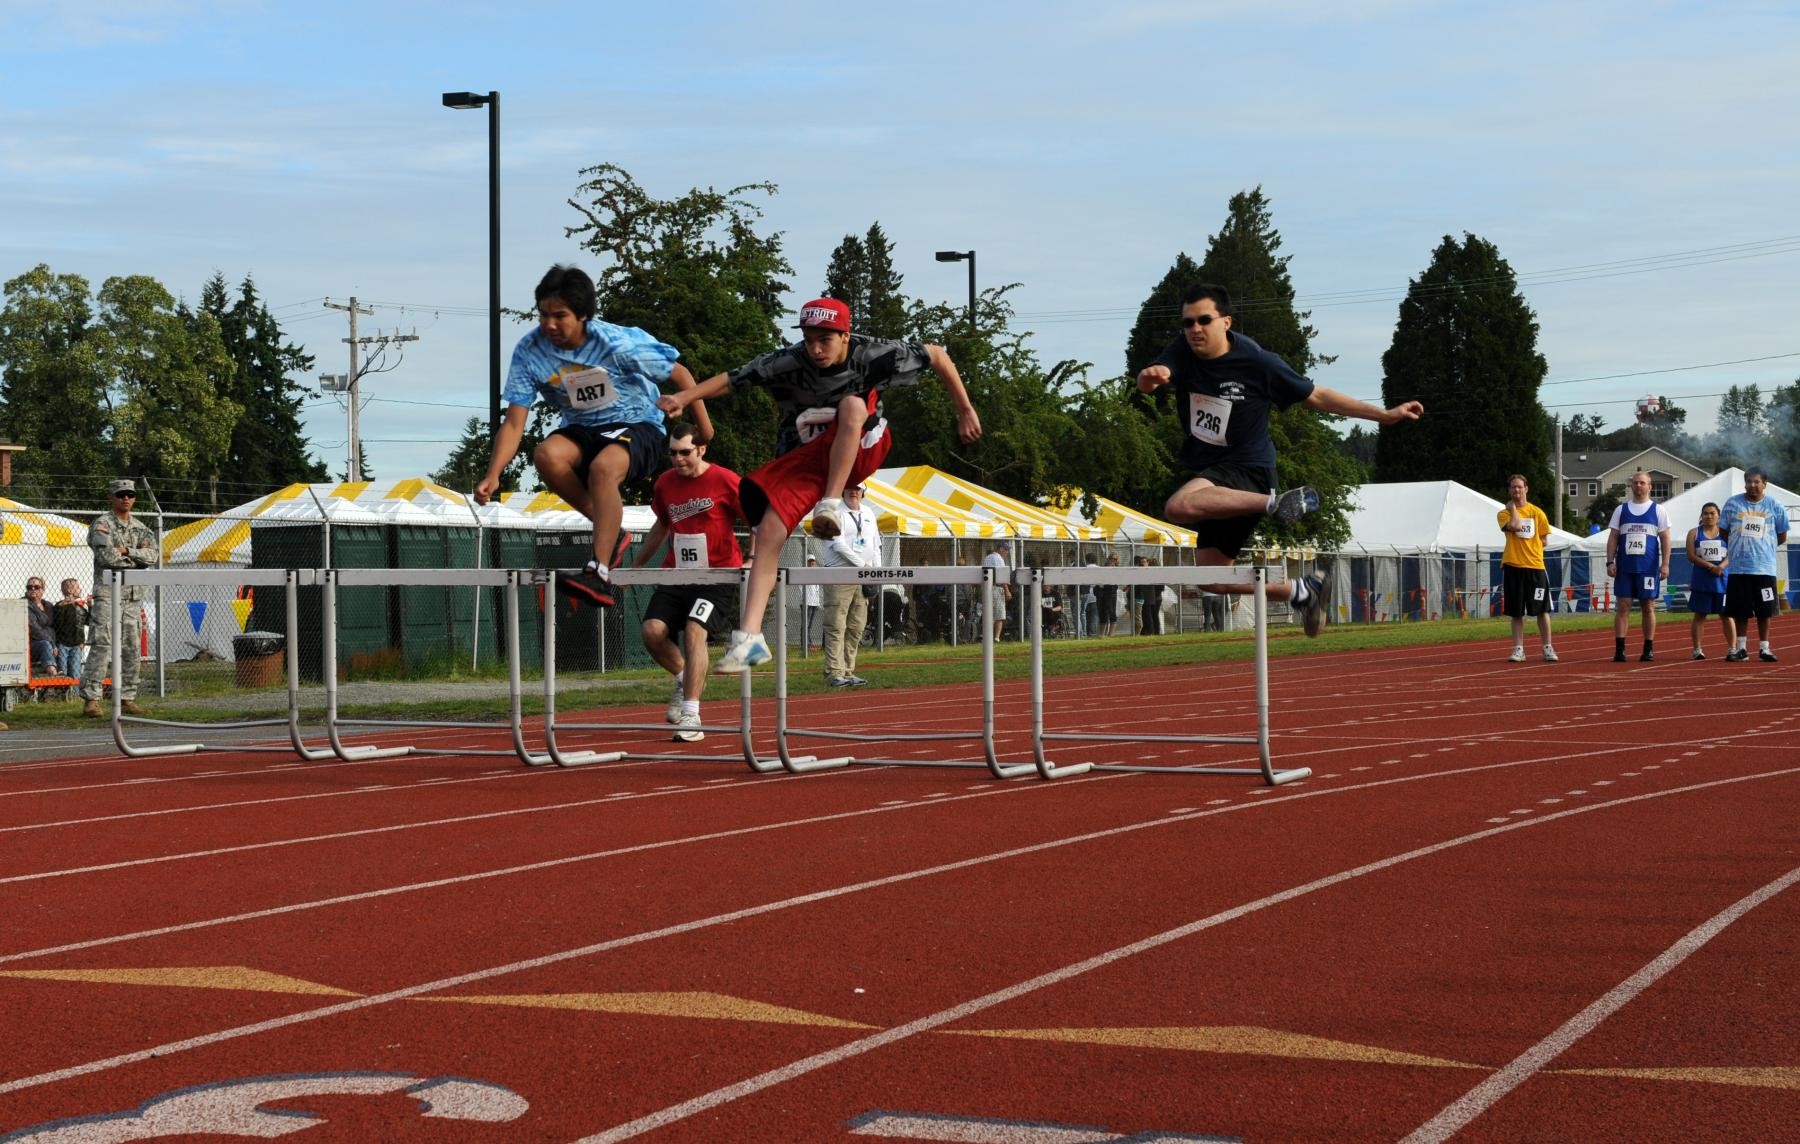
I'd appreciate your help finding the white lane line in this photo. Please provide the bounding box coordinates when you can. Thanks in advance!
[566,767,1800,1143]
[1400,863,1800,1144]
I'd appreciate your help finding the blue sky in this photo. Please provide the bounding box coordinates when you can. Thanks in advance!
[5,1,1799,488]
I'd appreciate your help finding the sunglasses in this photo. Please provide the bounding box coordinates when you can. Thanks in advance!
[27,584,44,590]
[1179,314,1224,328]
[112,491,136,499]
[669,447,697,457]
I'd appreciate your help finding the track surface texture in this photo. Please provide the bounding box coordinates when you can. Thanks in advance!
[1,628,1794,1142]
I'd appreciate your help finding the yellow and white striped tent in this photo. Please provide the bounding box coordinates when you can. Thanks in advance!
[801,475,1007,539]
[1044,489,1197,547]
[0,496,91,591]
[497,490,657,536]
[877,465,1105,540]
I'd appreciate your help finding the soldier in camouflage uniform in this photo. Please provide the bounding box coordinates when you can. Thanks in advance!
[79,479,156,717]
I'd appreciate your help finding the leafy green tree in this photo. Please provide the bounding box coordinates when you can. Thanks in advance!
[0,264,112,493]
[821,232,868,318]
[1563,413,1606,447]
[1375,233,1551,503]
[95,275,242,499]
[1715,384,1765,438]
[1336,424,1378,475]
[1763,380,1800,485]
[1193,188,1354,547]
[200,273,327,499]
[1589,482,1629,529]
[565,163,792,481]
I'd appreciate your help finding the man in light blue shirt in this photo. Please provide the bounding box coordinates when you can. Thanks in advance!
[1718,467,1790,661]
[475,265,709,607]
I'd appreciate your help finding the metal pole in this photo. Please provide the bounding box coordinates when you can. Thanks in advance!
[486,91,502,437]
[965,253,976,330]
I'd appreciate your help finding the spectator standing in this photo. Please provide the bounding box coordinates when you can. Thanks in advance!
[802,555,823,652]
[78,479,156,716]
[980,541,1012,642]
[1134,556,1165,635]
[1497,474,1558,663]
[820,485,875,687]
[1097,553,1122,637]
[51,578,88,677]
[1685,502,1731,660]
[1605,471,1672,663]
[1718,467,1789,662]
[23,576,55,674]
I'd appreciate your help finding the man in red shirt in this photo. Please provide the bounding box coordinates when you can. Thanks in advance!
[632,423,745,741]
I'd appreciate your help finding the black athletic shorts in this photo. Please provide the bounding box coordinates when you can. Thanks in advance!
[643,584,738,641]
[549,421,666,486]
[1184,462,1275,559]
[1501,565,1550,618]
[1725,573,1780,622]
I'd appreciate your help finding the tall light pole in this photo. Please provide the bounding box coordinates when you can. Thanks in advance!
[441,90,502,436]
[934,249,976,331]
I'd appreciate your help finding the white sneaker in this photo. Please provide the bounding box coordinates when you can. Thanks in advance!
[715,630,771,673]
[1294,569,1331,637]
[672,712,704,742]
[665,678,685,724]
[1508,647,1526,663]
[814,496,844,521]
[1691,648,1706,661]
[1542,647,1559,663]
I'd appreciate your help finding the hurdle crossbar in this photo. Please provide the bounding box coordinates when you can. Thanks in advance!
[772,563,1031,777]
[534,566,809,772]
[1027,563,1310,786]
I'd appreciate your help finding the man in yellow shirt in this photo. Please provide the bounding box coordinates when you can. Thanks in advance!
[1497,474,1557,663]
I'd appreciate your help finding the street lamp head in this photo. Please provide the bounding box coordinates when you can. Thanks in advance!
[441,91,491,109]
[934,250,970,262]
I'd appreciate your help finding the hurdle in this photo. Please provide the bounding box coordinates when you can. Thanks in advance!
[105,568,320,759]
[768,563,1034,777]
[1025,563,1312,786]
[531,566,819,772]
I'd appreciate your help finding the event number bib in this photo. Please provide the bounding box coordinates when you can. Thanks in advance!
[561,366,616,411]
[1624,532,1649,556]
[1698,539,1724,563]
[1515,517,1536,539]
[673,533,710,569]
[795,406,837,444]
[1740,515,1767,540]
[1188,393,1231,446]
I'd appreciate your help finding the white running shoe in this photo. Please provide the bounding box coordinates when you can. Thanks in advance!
[715,630,771,673]
[1542,647,1559,663]
[672,712,704,742]
[1294,569,1331,637]
[1271,486,1320,523]
[814,496,844,522]
[666,678,685,724]
[1691,648,1706,661]
[1508,647,1526,663]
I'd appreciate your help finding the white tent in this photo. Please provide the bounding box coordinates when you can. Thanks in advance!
[1333,481,1588,622]
[1043,489,1197,547]
[1,496,91,596]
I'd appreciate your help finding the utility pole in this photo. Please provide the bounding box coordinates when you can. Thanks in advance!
[1554,417,1564,530]
[323,298,419,478]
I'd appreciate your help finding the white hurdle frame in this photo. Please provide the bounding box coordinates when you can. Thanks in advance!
[105,568,322,759]
[769,563,1034,777]
[531,566,817,772]
[1026,563,1310,785]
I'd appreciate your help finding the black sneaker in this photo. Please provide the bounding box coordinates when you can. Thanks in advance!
[1294,569,1332,638]
[1271,486,1320,523]
[1613,651,1628,663]
[1639,649,1655,662]
[1759,649,1778,663]
[558,565,617,608]
[1725,648,1750,662]
[825,675,857,688]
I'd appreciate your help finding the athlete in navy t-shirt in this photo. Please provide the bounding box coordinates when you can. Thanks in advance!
[1135,284,1423,637]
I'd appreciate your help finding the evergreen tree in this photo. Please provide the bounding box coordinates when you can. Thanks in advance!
[821,232,868,319]
[566,163,792,481]
[1375,233,1551,502]
[1193,188,1355,547]
[821,223,909,338]
[200,273,328,498]
[1124,252,1202,378]
[0,264,112,495]
[433,416,517,493]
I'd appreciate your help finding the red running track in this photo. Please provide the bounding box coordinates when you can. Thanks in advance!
[0,626,1795,1142]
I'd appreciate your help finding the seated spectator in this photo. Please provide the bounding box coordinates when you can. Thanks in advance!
[52,579,89,677]
[24,577,56,674]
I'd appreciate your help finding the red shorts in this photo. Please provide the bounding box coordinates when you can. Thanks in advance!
[741,416,892,533]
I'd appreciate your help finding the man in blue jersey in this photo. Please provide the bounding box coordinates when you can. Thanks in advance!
[1604,470,1672,662]
[1718,466,1789,662]
[1135,284,1423,637]
[474,265,710,607]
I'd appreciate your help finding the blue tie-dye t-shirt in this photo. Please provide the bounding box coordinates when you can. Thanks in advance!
[503,319,679,430]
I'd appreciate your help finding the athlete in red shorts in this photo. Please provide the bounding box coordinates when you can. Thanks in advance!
[657,297,981,672]
[630,423,744,740]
